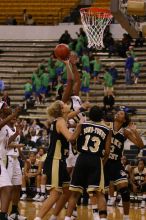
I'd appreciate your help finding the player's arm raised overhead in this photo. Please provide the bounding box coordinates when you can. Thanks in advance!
[71,52,81,96]
[124,122,144,148]
[61,57,74,103]
[103,129,112,165]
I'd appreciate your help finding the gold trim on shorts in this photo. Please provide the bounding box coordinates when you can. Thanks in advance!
[69,186,83,194]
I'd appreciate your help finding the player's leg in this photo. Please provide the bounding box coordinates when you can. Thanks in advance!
[140,185,146,208]
[90,195,99,220]
[33,174,41,201]
[96,191,107,220]
[107,181,116,206]
[87,157,107,220]
[49,186,71,220]
[49,160,71,220]
[38,174,47,202]
[0,163,12,220]
[117,182,130,219]
[65,191,81,219]
[0,186,12,220]
[65,154,86,219]
[34,188,61,220]
[20,175,28,200]
[8,158,27,220]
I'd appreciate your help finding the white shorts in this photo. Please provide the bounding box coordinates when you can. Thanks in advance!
[66,154,78,168]
[0,160,12,188]
[7,156,22,186]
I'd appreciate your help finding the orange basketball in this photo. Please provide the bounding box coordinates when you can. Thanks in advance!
[54,43,70,60]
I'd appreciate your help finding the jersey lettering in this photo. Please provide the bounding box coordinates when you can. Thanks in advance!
[82,134,101,153]
[109,153,118,160]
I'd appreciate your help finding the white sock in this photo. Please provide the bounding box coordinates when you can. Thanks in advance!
[37,188,40,193]
[34,217,41,220]
[22,187,26,192]
[123,215,129,220]
[64,217,71,220]
[100,218,107,220]
[92,205,97,209]
[49,214,57,220]
[41,185,46,193]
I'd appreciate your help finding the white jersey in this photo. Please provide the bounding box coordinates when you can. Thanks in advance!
[70,95,86,122]
[71,95,82,110]
[0,124,10,158]
[6,126,19,157]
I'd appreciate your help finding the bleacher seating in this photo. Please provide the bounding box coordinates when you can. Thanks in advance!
[0,0,80,25]
[0,39,146,127]
[124,145,146,165]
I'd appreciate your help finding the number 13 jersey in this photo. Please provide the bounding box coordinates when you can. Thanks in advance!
[77,121,110,157]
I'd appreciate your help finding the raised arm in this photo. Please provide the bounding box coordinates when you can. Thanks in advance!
[124,123,144,148]
[71,53,81,96]
[62,60,74,103]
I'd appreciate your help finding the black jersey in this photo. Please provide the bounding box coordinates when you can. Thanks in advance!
[27,159,39,173]
[109,124,127,161]
[47,120,69,160]
[134,167,146,186]
[77,121,109,157]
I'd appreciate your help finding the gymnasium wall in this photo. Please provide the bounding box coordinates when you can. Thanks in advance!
[0,24,127,40]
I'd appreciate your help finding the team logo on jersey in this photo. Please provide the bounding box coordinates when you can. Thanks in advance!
[120,170,126,177]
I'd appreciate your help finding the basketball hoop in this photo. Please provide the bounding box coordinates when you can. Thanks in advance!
[80,7,113,49]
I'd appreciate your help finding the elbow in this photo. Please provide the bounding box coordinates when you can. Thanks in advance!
[138,142,144,148]
[68,134,76,143]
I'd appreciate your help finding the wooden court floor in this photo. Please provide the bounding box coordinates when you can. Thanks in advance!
[19,201,146,220]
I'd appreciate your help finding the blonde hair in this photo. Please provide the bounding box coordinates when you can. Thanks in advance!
[47,100,63,119]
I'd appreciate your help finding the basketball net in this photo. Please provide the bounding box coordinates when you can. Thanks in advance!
[80,8,113,49]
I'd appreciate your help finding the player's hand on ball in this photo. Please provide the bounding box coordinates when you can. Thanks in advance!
[69,52,78,65]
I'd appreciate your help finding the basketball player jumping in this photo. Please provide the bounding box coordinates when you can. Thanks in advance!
[104,110,144,220]
[64,106,112,220]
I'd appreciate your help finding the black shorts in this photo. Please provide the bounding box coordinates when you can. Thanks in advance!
[70,153,104,194]
[104,159,128,190]
[43,158,70,191]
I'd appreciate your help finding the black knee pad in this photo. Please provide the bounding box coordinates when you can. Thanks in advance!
[99,210,107,216]
[119,187,130,202]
